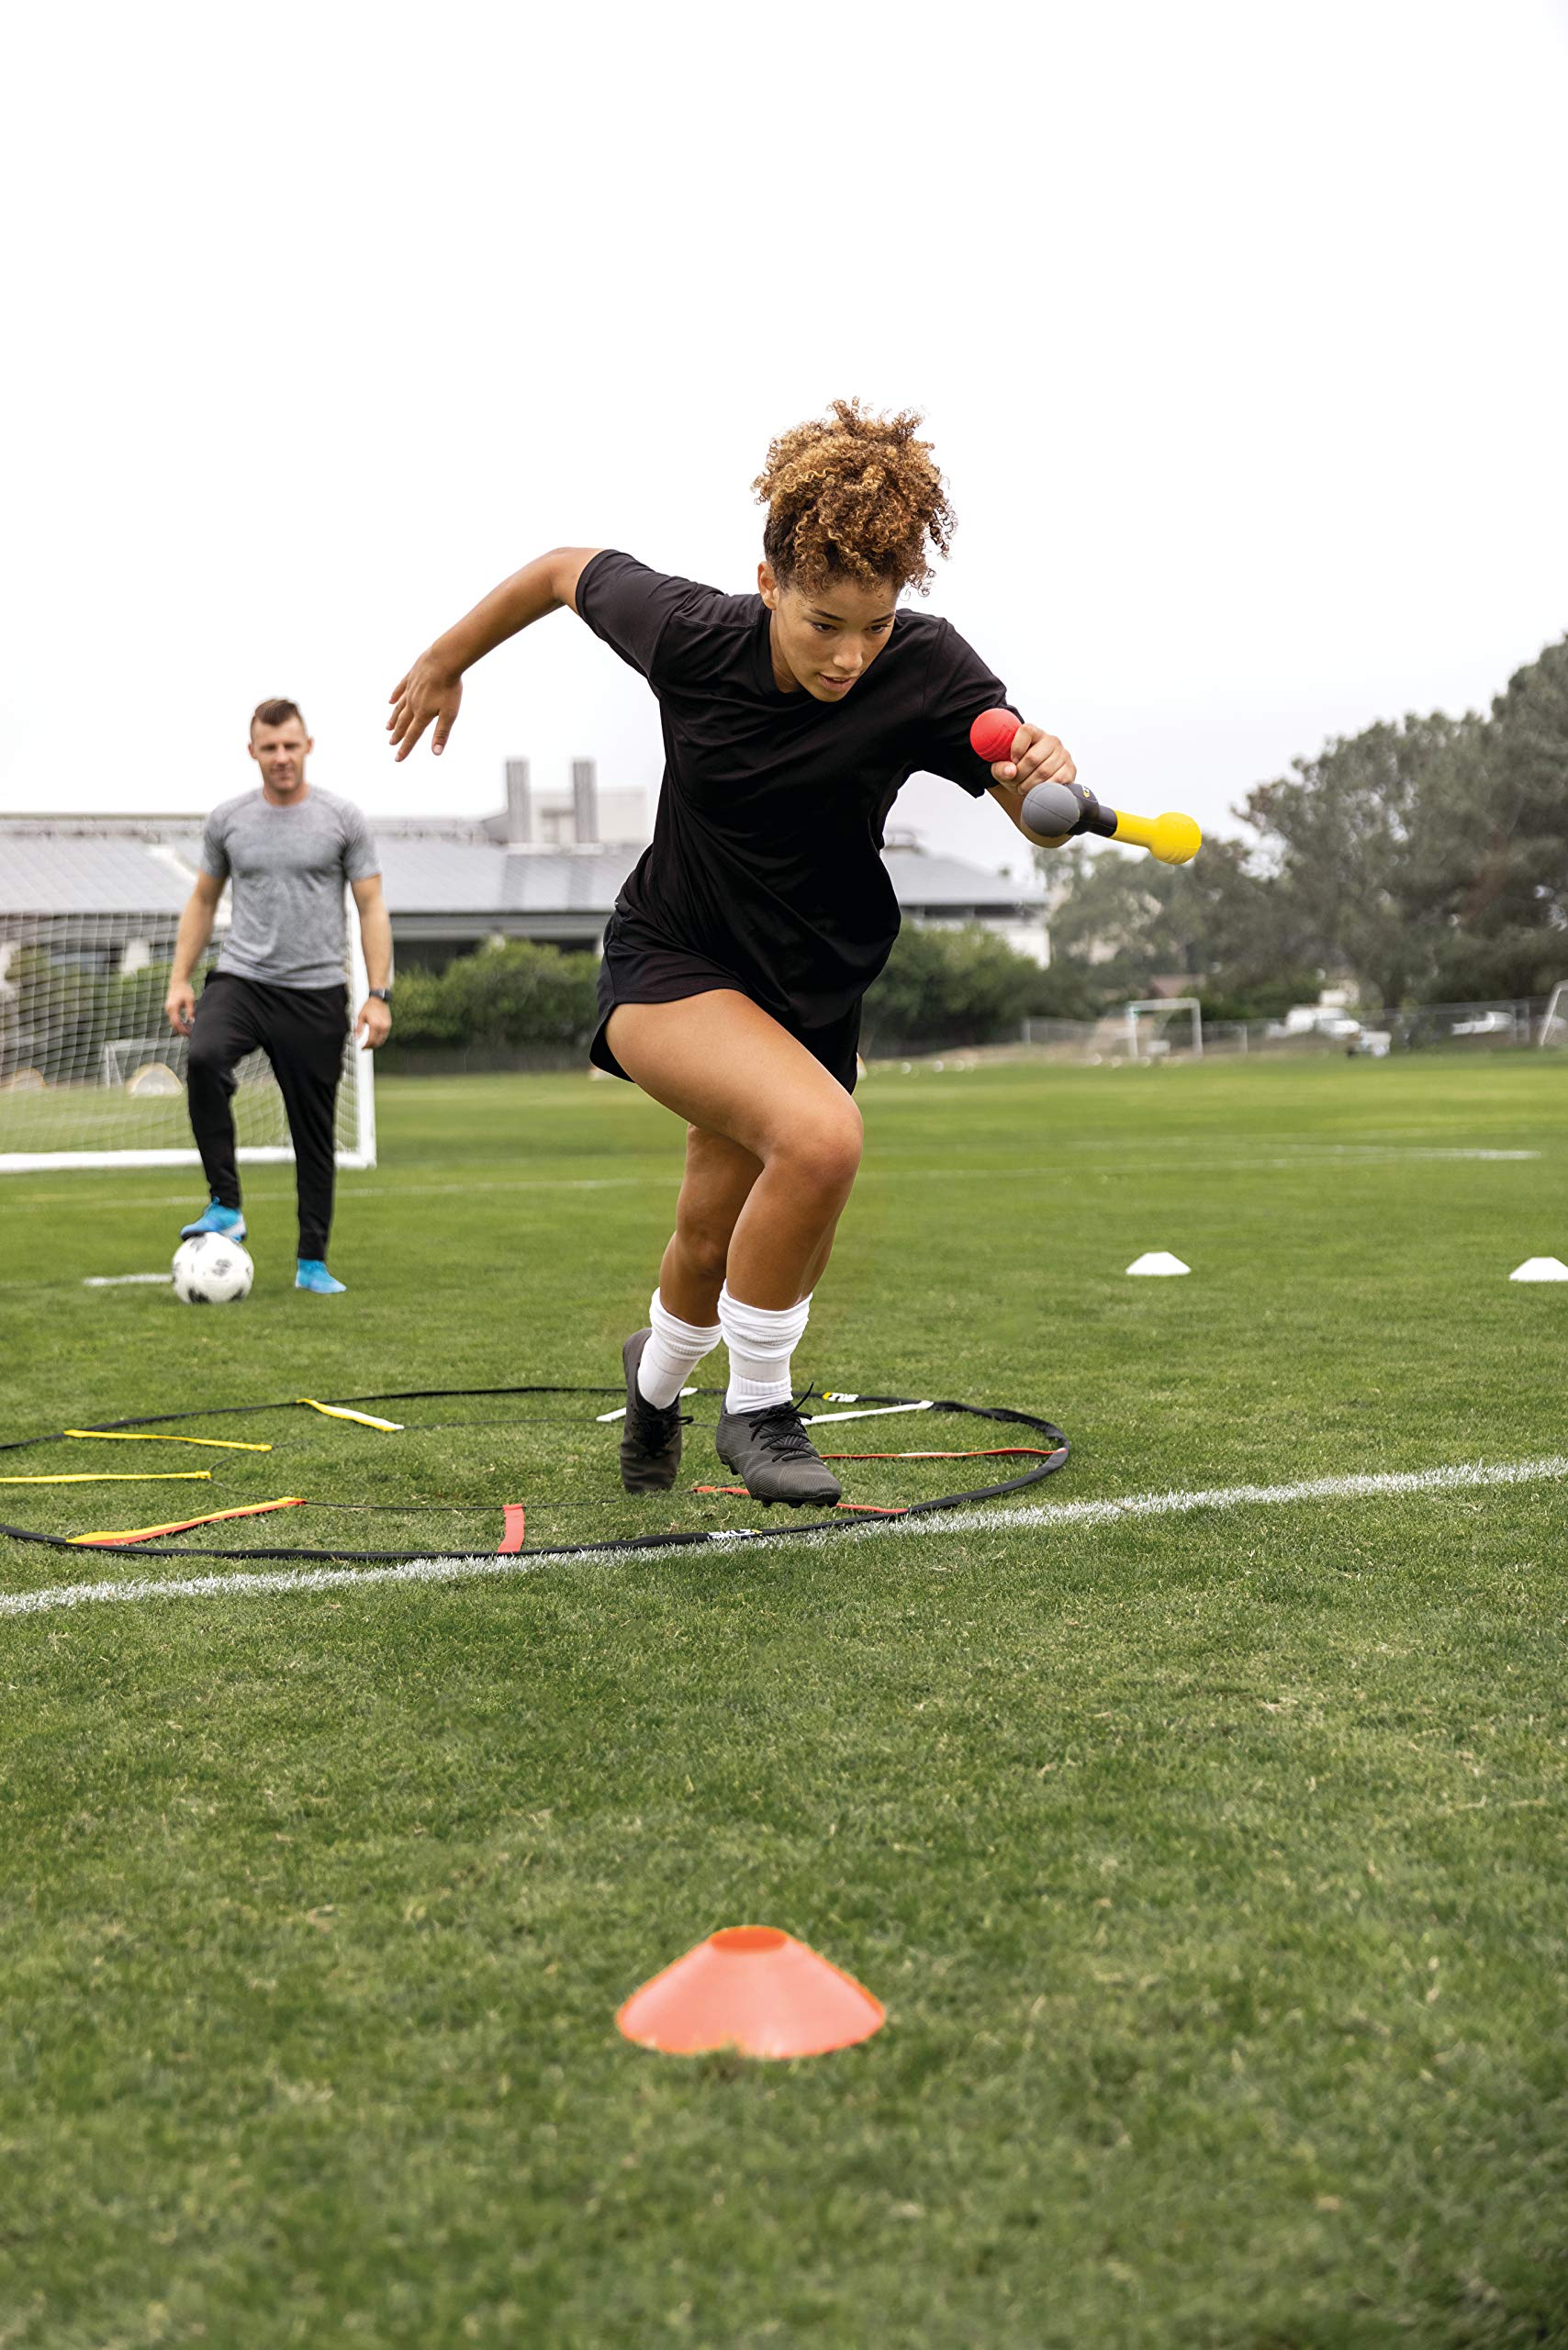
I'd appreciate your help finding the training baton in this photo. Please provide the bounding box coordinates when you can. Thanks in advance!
[969,710,1202,867]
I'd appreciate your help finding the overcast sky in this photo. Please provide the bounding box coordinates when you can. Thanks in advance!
[4,0,1565,875]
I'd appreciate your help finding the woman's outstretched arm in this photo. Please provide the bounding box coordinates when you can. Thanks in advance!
[386,546,604,759]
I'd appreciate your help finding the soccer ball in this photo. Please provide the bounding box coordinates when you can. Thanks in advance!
[172,1232,254,1304]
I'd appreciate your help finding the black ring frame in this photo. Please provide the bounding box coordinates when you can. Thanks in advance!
[0,1385,1070,1565]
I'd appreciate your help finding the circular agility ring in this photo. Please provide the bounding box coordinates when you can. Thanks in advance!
[0,1384,1070,1565]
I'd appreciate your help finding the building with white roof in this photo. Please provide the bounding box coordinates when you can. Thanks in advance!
[0,758,1049,976]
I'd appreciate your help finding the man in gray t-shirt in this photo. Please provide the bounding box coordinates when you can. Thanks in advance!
[163,699,393,1293]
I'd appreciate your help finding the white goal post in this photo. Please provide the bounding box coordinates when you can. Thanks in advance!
[1540,982,1567,1048]
[1126,998,1204,1059]
[0,889,376,1175]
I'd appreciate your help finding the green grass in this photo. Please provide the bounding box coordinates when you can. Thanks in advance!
[0,1065,308,1156]
[2,1057,1566,2348]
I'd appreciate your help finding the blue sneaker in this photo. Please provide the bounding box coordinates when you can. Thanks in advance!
[296,1259,346,1294]
[180,1198,247,1241]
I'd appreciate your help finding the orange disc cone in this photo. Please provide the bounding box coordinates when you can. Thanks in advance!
[616,1926,885,2059]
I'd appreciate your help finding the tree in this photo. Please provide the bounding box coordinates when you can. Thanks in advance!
[1238,711,1486,1007]
[1036,634,1568,1013]
[1427,639,1568,998]
[860,923,1044,1048]
[1236,643,1568,1004]
[1036,835,1316,1011]
[390,940,600,1050]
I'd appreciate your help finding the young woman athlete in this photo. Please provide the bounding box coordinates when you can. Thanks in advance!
[388,399,1076,1506]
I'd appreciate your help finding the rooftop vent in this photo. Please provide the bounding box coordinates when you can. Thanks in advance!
[503,758,532,845]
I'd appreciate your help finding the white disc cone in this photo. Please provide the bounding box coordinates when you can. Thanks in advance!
[1126,1251,1190,1276]
[1509,1257,1568,1282]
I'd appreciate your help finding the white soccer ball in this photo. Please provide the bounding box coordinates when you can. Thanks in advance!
[172,1232,254,1304]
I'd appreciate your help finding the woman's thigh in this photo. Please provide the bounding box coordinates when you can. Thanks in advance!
[605,991,860,1162]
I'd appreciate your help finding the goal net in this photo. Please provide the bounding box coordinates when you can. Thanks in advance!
[1,898,375,1174]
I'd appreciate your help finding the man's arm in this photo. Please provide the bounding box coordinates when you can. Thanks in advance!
[387,547,604,761]
[351,875,393,1049]
[164,871,226,1035]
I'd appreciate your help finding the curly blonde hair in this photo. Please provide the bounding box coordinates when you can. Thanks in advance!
[753,397,955,598]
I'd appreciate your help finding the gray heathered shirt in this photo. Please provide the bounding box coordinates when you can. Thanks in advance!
[199,788,380,991]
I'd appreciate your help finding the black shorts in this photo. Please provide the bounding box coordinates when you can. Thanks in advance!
[592,917,861,1095]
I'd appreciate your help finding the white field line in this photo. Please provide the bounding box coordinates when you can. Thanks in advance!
[338,1149,1542,1184]
[878,1453,1568,1540]
[804,1401,935,1426]
[4,1147,1541,1212]
[1052,1143,1544,1163]
[4,1452,1565,1620]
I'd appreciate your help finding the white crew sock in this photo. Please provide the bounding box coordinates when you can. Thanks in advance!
[637,1288,722,1408]
[718,1283,812,1415]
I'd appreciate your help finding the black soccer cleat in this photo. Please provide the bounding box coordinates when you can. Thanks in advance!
[714,1399,843,1508]
[619,1328,686,1494]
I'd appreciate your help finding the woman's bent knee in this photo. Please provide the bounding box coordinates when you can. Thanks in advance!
[778,1105,863,1199]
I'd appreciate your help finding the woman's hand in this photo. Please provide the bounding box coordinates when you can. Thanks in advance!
[987,722,1075,794]
[387,655,464,760]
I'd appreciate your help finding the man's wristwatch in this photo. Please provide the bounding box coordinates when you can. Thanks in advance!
[369,988,392,1003]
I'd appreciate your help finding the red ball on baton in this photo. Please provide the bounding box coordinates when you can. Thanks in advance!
[969,708,1022,766]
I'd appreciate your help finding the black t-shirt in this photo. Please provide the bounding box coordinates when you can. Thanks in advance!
[577,551,1015,1027]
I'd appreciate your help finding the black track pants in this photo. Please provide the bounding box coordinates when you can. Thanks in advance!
[187,972,347,1259]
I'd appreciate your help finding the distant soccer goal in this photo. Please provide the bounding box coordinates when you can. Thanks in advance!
[0,899,375,1174]
[1126,998,1204,1060]
[1540,982,1568,1048]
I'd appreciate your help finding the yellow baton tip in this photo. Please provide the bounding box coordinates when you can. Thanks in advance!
[1151,812,1202,865]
